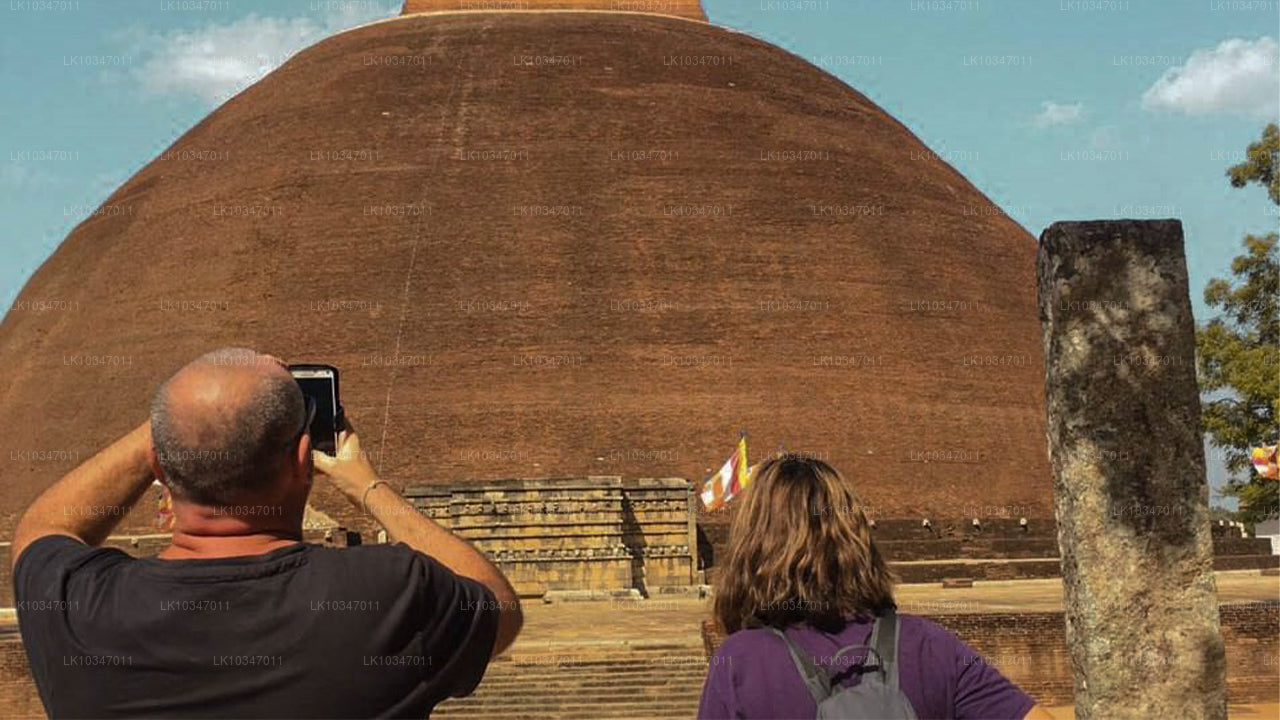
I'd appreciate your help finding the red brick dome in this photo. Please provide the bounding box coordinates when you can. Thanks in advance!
[0,11,1049,535]
[401,0,707,22]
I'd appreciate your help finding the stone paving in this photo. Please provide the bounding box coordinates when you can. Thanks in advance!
[519,570,1279,647]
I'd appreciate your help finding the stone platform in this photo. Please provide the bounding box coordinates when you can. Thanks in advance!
[0,572,1274,718]
[700,516,1279,584]
[405,477,698,597]
[433,571,1279,718]
[0,485,1273,717]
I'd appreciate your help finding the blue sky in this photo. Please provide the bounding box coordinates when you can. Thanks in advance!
[2,0,1276,503]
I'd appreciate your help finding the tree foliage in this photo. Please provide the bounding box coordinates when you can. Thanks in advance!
[1226,123,1279,206]
[1199,123,1280,524]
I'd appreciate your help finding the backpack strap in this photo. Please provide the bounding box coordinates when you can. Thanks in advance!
[768,627,832,704]
[832,615,886,678]
[872,608,902,690]
[867,614,882,661]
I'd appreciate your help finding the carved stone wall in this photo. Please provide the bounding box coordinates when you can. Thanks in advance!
[404,477,696,596]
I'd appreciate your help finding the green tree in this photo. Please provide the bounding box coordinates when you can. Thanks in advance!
[1197,123,1280,525]
[1227,123,1279,205]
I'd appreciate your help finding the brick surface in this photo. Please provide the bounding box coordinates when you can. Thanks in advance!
[402,0,710,21]
[0,9,1052,540]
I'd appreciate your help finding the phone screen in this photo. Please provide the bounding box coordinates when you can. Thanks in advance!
[291,368,339,455]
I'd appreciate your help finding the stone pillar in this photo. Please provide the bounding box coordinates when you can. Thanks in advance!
[1037,220,1226,720]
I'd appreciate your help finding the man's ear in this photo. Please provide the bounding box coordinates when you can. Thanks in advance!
[148,447,165,482]
[296,434,313,487]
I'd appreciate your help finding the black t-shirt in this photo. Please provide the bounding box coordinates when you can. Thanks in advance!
[14,535,500,719]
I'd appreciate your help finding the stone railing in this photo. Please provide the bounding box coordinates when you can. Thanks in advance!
[404,477,697,596]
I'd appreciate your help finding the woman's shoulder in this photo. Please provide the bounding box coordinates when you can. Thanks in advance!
[714,617,867,657]
[893,612,976,664]
[714,613,964,657]
[714,626,786,657]
[712,624,834,666]
[895,611,953,636]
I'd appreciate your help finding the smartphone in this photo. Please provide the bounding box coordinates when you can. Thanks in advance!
[288,364,344,455]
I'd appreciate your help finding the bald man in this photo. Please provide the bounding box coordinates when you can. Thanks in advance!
[11,347,522,718]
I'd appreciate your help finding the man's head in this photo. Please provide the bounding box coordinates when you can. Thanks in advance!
[150,348,311,510]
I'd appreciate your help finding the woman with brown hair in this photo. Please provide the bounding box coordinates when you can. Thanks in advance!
[698,454,1053,719]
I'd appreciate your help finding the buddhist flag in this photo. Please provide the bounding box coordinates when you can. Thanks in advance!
[1251,445,1278,480]
[701,435,750,511]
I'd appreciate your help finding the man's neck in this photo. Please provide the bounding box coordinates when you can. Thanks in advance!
[158,529,303,560]
[160,495,307,560]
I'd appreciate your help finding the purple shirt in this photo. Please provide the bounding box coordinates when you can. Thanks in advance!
[699,613,1036,720]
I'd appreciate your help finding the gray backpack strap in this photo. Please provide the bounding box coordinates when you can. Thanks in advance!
[768,627,832,704]
[873,608,902,690]
[832,617,887,678]
[867,615,882,659]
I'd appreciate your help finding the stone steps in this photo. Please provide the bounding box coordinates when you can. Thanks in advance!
[495,662,706,671]
[433,645,707,720]
[447,687,702,703]
[497,654,709,668]
[704,517,1274,583]
[438,709,696,720]
[1212,537,1275,556]
[479,670,707,686]
[436,698,701,719]
[878,537,1060,562]
[848,537,1269,564]
[481,671,708,684]
[448,688,703,701]
[891,558,1062,583]
[1213,554,1280,571]
[492,660,709,672]
[886,554,1280,584]
[476,671,706,691]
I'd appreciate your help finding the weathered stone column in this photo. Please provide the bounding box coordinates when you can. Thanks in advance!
[1037,220,1226,720]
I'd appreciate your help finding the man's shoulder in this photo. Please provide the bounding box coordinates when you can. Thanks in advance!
[311,541,421,563]
[303,541,427,575]
[13,534,132,611]
[305,541,449,586]
[14,533,129,578]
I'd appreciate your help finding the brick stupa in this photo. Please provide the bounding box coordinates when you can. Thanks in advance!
[402,0,708,21]
[0,0,1051,536]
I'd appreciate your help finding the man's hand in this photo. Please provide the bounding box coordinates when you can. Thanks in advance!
[317,418,524,658]
[311,422,380,502]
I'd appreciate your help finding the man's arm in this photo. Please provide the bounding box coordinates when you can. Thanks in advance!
[313,427,523,659]
[363,483,524,659]
[10,420,153,571]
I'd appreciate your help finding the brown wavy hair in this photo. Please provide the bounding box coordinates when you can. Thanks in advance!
[713,454,896,634]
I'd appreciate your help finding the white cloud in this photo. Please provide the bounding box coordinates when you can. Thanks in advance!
[1088,125,1120,150]
[1141,37,1279,119]
[130,4,396,103]
[1033,101,1084,127]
